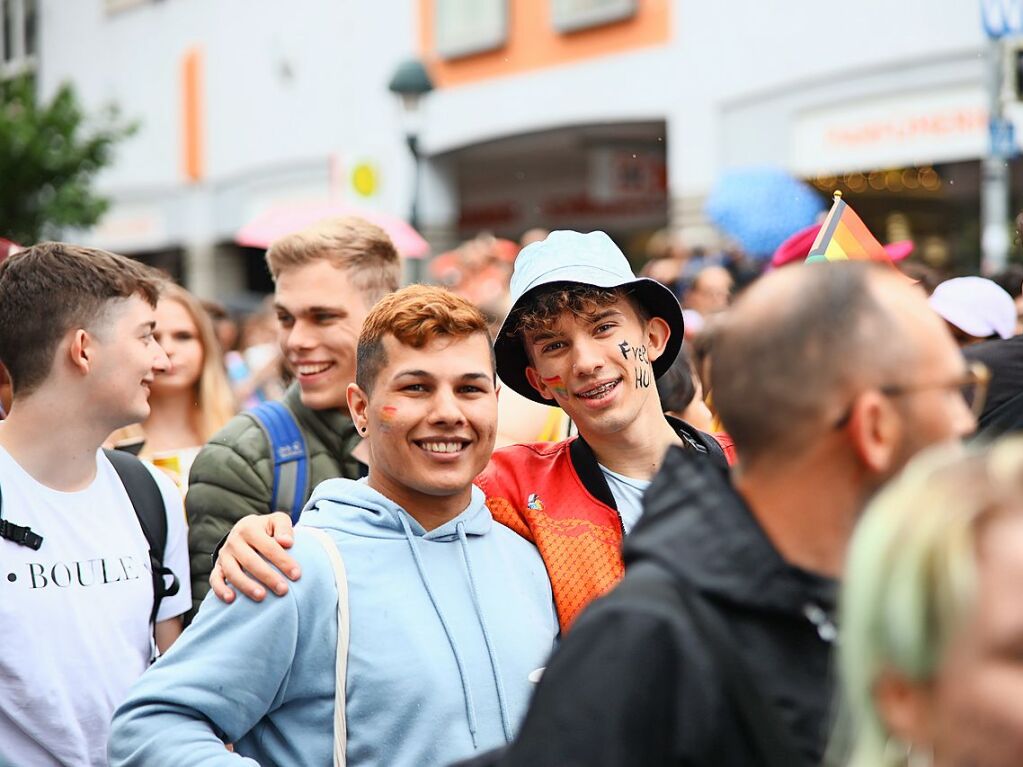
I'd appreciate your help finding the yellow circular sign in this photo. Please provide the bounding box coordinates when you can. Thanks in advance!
[351,162,378,198]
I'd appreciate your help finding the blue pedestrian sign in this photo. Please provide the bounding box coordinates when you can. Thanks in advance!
[990,117,1019,158]
[982,0,1023,38]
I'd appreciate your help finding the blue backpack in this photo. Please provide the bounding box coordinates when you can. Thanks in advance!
[246,401,310,523]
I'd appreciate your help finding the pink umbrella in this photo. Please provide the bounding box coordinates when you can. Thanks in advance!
[235,202,430,259]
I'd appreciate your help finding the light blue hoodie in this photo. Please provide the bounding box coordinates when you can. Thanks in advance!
[108,479,558,767]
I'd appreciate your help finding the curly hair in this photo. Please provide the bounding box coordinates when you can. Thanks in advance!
[511,284,650,340]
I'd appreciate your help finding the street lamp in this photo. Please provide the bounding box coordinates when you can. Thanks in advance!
[388,58,434,282]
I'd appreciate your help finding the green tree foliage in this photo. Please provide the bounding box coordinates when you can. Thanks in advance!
[0,75,136,245]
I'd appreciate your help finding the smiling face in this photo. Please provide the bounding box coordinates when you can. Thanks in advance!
[274,260,371,411]
[151,297,203,396]
[348,332,497,516]
[522,295,670,439]
[88,295,170,427]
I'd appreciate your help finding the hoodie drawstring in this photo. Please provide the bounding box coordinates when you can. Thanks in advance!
[397,513,480,747]
[456,522,514,743]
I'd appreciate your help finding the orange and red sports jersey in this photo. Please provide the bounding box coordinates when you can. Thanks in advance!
[478,439,624,631]
[477,422,735,631]
[713,432,738,465]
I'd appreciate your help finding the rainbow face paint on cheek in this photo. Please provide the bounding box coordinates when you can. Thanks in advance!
[380,405,398,428]
[541,375,568,398]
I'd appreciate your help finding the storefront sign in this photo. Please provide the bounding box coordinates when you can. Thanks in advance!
[791,86,990,176]
[588,147,666,201]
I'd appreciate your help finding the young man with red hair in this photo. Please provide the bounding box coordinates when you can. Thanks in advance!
[110,286,557,767]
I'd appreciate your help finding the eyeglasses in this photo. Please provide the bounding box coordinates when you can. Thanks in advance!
[834,361,991,429]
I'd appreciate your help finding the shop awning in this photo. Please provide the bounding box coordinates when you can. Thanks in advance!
[236,202,430,259]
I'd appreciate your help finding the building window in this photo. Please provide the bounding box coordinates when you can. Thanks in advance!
[435,0,507,60]
[0,0,36,77]
[105,0,154,13]
[551,0,637,33]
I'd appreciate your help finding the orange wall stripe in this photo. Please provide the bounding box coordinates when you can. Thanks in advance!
[181,46,204,183]
[420,0,670,88]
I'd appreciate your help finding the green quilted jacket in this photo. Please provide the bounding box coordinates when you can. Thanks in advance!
[185,384,362,619]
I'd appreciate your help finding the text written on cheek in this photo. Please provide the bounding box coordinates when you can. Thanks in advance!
[618,341,649,365]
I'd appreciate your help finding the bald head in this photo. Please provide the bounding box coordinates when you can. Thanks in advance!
[711,262,932,463]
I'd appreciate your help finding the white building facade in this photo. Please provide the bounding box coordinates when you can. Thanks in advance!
[22,0,1003,294]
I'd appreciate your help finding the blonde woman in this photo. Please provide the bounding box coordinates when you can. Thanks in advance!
[834,437,1023,767]
[111,283,236,490]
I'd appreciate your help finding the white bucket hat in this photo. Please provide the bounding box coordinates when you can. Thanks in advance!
[494,230,685,404]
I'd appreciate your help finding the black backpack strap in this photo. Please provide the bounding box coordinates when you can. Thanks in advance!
[661,569,807,766]
[568,436,618,511]
[104,449,180,626]
[667,415,730,473]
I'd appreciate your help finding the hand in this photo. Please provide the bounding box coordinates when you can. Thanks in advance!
[210,512,300,603]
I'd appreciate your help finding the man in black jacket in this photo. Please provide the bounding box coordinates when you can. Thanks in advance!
[475,261,979,766]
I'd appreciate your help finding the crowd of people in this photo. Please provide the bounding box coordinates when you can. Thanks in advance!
[2,212,1023,767]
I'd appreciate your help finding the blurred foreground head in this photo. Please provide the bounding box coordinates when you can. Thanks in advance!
[712,261,976,486]
[838,437,1023,767]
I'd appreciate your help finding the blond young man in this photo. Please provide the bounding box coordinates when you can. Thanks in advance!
[185,217,400,616]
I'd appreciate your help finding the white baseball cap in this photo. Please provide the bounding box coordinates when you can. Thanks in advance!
[928,277,1016,340]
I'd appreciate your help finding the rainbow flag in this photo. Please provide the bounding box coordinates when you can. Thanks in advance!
[806,193,890,264]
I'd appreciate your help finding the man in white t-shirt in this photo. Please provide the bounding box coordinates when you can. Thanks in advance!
[0,242,192,767]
